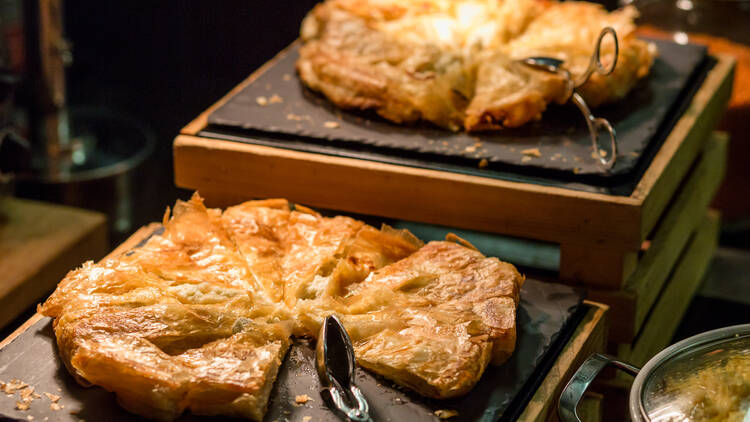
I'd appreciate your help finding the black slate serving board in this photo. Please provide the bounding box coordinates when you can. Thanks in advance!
[206,39,707,184]
[0,279,583,422]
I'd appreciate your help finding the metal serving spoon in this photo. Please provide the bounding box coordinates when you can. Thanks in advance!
[520,27,619,169]
[316,315,373,422]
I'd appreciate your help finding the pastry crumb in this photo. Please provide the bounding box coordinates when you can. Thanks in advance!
[521,156,532,163]
[4,379,28,394]
[50,402,62,411]
[26,415,34,421]
[269,94,284,104]
[295,394,311,404]
[323,121,340,129]
[435,409,459,419]
[521,148,541,158]
[20,387,35,403]
[302,417,312,422]
[287,113,311,122]
[478,158,489,168]
[599,148,608,157]
[16,401,29,411]
[44,392,61,403]
[464,145,477,153]
[282,73,292,81]
[573,167,581,174]
[255,96,268,106]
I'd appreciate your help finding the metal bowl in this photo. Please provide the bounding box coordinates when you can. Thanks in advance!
[559,324,750,421]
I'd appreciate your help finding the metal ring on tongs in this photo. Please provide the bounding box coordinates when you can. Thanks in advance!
[520,27,620,169]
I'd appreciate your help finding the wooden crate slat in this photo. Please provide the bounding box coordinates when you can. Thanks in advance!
[617,210,720,366]
[635,54,735,240]
[518,301,608,422]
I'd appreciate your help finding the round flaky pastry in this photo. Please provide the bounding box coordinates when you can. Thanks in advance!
[40,193,524,421]
[296,0,657,131]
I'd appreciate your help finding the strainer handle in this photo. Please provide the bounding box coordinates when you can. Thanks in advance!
[558,353,640,422]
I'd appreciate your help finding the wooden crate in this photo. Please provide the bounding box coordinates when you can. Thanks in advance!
[0,226,609,422]
[174,50,734,292]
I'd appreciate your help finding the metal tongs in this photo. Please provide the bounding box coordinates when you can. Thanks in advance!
[316,315,373,422]
[520,27,620,169]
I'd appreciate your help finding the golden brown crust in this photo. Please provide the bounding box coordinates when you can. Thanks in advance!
[40,194,523,418]
[296,0,657,131]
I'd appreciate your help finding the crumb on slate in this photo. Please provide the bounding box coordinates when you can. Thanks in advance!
[256,96,268,106]
[44,392,60,403]
[435,409,459,419]
[295,394,311,404]
[521,147,541,158]
[269,94,283,104]
[323,121,340,129]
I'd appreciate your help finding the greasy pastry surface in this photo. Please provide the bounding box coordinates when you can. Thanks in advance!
[297,0,656,131]
[40,193,524,420]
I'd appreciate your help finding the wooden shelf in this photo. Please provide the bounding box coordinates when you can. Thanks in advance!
[0,199,107,330]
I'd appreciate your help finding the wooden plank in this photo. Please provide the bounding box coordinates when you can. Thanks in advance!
[617,210,720,367]
[635,54,735,239]
[518,301,609,422]
[590,133,727,342]
[174,134,643,249]
[0,199,107,330]
[0,222,158,350]
[181,41,300,136]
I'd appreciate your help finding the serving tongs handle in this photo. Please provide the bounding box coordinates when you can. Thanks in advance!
[571,92,617,168]
[520,27,620,169]
[558,353,640,422]
[573,26,619,88]
[316,315,373,422]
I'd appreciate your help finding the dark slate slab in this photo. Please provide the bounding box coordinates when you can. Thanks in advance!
[206,39,707,180]
[0,279,583,422]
